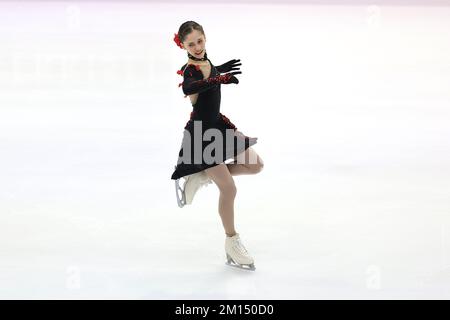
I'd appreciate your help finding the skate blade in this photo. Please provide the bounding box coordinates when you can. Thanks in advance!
[174,168,186,208]
[225,261,256,271]
[225,255,256,271]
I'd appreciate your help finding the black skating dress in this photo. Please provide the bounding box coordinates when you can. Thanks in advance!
[170,58,258,180]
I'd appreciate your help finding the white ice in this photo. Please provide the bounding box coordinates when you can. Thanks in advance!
[0,1,449,299]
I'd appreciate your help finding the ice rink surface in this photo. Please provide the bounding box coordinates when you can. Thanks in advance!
[0,1,449,299]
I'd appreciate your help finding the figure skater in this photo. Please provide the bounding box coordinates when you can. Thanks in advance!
[170,21,264,270]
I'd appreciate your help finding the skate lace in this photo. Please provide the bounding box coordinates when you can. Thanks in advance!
[234,238,249,256]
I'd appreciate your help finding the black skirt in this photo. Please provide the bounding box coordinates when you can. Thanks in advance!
[171,112,257,180]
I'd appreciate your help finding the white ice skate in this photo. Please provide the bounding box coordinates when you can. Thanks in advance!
[225,233,256,271]
[184,170,212,205]
[174,167,212,208]
[174,174,187,208]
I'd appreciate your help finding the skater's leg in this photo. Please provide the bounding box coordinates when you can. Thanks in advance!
[204,164,237,237]
[226,147,264,176]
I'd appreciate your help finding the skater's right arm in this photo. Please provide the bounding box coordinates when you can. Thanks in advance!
[179,64,241,96]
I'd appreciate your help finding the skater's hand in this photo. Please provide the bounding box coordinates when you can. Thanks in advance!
[216,59,241,73]
[223,71,241,84]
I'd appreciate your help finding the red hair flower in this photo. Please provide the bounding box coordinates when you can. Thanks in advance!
[173,33,183,49]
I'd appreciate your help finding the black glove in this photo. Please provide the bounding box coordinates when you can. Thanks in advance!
[216,59,241,74]
[180,64,241,95]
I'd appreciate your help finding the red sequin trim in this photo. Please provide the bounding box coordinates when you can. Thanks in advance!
[187,64,201,71]
[220,113,237,130]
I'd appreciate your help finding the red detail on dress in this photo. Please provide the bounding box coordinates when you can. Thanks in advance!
[176,69,183,76]
[187,64,201,71]
[220,113,237,130]
[191,73,232,87]
[179,68,232,96]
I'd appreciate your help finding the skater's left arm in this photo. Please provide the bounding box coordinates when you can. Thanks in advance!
[179,64,240,96]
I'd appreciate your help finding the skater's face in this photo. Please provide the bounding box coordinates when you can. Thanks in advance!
[183,29,206,59]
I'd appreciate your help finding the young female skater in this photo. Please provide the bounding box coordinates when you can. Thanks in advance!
[170,21,264,270]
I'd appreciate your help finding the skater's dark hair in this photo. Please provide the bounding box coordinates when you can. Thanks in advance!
[177,21,205,44]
